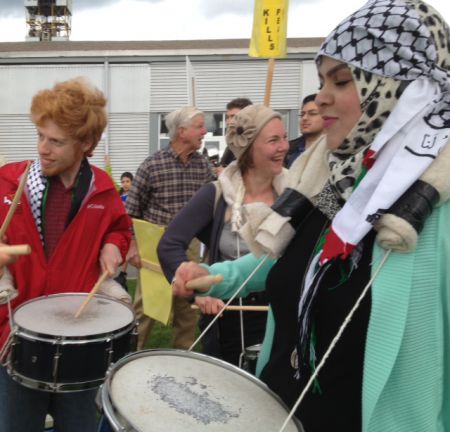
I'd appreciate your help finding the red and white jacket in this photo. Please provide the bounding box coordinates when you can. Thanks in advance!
[0,160,132,348]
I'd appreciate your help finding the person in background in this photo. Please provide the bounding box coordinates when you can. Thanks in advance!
[171,1,450,430]
[126,106,215,351]
[119,171,133,204]
[0,78,131,432]
[285,93,326,167]
[114,170,134,291]
[158,104,288,366]
[216,97,253,175]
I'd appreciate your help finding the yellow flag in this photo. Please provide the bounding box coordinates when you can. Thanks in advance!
[249,0,289,58]
[133,219,172,325]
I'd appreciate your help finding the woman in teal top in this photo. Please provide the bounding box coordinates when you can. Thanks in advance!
[172,1,450,431]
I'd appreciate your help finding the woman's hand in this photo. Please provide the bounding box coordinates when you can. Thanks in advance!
[172,261,210,298]
[195,296,225,315]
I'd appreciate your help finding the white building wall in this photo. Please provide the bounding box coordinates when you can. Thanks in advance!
[0,65,104,114]
[0,57,314,180]
[107,64,151,180]
[301,60,320,99]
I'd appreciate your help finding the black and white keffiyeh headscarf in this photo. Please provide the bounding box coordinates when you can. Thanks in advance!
[296,0,450,379]
[314,0,450,258]
[317,0,450,205]
[318,0,450,126]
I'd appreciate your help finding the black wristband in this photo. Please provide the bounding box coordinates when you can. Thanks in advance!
[389,180,439,234]
[271,188,314,230]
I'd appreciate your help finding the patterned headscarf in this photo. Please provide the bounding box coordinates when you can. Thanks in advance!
[316,0,450,205]
[296,0,450,379]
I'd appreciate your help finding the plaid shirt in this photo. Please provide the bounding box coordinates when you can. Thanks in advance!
[126,146,215,226]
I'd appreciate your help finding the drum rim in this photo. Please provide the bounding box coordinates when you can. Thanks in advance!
[11,293,136,340]
[7,367,104,393]
[101,349,303,431]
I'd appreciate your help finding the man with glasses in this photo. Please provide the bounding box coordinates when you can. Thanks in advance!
[285,94,325,167]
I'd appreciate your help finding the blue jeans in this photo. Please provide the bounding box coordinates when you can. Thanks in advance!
[0,366,98,432]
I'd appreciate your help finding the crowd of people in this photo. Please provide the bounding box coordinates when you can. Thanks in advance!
[0,0,449,431]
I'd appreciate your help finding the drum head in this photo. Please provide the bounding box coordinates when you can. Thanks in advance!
[105,350,301,432]
[13,293,134,337]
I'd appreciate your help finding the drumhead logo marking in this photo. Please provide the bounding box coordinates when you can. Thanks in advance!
[151,375,240,425]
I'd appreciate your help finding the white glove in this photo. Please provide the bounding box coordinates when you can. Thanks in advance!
[97,278,131,304]
[0,267,18,305]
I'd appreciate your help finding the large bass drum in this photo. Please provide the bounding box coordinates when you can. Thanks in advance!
[101,349,303,431]
[8,293,136,392]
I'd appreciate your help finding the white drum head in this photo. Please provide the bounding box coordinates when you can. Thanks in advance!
[13,293,134,337]
[107,350,301,432]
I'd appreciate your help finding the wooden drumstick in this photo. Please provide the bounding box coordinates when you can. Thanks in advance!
[0,161,31,239]
[191,304,269,312]
[74,270,110,318]
[0,245,31,256]
[185,274,224,292]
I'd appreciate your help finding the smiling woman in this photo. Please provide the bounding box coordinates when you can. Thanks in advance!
[316,59,362,151]
[158,104,289,367]
[170,1,450,431]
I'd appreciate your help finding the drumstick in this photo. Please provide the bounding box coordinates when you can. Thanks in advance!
[0,245,31,256]
[185,274,224,292]
[74,270,110,318]
[191,304,269,312]
[0,161,31,239]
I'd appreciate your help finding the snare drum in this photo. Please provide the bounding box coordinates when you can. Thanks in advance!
[8,293,136,392]
[102,350,303,432]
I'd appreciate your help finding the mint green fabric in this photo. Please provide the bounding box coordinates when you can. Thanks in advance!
[364,200,450,432]
[202,253,275,376]
[204,254,274,298]
[203,203,450,431]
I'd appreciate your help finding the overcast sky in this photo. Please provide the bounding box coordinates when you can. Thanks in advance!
[0,0,449,42]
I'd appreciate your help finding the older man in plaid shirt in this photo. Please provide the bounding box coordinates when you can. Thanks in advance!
[126,106,215,350]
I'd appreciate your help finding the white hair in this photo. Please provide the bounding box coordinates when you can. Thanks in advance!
[165,106,204,140]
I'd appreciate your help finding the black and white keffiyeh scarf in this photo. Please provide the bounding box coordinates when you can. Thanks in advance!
[26,159,93,243]
[27,160,47,240]
[297,0,450,379]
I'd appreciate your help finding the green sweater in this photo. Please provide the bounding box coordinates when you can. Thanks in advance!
[203,200,450,432]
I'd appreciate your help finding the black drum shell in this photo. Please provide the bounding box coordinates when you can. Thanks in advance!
[8,293,137,392]
[10,327,135,387]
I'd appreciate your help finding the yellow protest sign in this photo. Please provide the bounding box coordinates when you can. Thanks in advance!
[249,0,289,58]
[133,219,172,325]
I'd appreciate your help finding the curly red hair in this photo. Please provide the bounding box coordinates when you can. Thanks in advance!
[30,77,107,156]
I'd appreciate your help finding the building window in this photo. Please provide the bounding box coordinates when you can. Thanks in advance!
[204,112,224,136]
